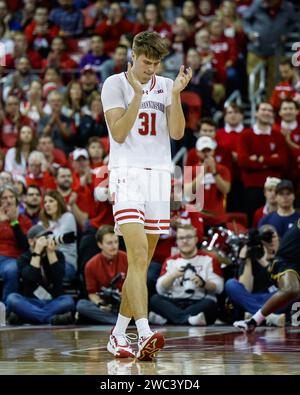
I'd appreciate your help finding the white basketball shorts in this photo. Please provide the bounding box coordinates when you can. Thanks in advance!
[109,167,171,234]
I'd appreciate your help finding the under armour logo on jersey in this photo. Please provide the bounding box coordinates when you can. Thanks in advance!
[143,90,149,94]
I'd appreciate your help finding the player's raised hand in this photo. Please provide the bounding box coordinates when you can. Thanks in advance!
[173,66,193,94]
[127,62,143,96]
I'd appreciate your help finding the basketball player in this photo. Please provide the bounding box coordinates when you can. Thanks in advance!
[101,31,192,360]
[234,219,300,333]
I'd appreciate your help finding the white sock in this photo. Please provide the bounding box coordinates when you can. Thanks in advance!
[252,309,266,325]
[112,314,131,335]
[136,318,153,338]
[188,312,207,326]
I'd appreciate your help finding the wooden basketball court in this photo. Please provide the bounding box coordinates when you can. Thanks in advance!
[1,325,300,375]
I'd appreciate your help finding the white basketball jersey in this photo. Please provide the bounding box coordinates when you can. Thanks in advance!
[101,72,173,172]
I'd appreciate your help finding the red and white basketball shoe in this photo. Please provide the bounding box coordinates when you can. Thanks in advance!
[107,332,137,358]
[136,332,165,361]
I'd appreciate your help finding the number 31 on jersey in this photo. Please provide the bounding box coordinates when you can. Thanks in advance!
[138,112,157,136]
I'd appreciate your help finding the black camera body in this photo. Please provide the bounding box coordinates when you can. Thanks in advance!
[246,228,273,261]
[226,228,274,263]
[181,263,197,294]
[99,272,124,308]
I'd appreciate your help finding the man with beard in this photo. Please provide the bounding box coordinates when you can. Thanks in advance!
[55,166,94,228]
[23,185,42,224]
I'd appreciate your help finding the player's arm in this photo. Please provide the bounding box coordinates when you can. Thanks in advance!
[166,66,193,140]
[104,63,143,144]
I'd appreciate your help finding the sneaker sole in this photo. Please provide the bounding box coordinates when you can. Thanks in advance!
[136,332,165,361]
[107,341,135,359]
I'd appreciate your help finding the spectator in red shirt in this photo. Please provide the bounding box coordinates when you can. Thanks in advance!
[208,17,238,94]
[55,166,95,228]
[42,37,78,73]
[25,150,56,192]
[88,137,106,170]
[186,117,233,174]
[0,95,34,150]
[95,2,134,55]
[217,102,248,212]
[270,58,300,117]
[275,99,300,203]
[24,6,59,59]
[185,136,231,227]
[4,32,42,70]
[0,184,32,302]
[133,3,172,37]
[76,225,128,324]
[237,102,288,225]
[37,134,67,177]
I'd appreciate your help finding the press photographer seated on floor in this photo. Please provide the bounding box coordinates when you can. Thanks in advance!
[6,224,75,325]
[225,225,288,327]
[149,224,224,326]
[76,225,128,325]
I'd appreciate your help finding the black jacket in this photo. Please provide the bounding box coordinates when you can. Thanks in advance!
[18,250,65,299]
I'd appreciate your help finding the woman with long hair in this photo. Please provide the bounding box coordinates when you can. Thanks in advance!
[4,125,37,178]
[40,190,77,281]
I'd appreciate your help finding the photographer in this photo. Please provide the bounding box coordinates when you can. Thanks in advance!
[40,191,77,281]
[226,225,286,326]
[6,224,75,325]
[76,225,127,324]
[149,225,224,326]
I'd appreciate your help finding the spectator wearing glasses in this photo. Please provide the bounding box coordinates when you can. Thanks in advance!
[149,224,224,326]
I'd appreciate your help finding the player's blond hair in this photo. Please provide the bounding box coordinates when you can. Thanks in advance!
[132,31,169,60]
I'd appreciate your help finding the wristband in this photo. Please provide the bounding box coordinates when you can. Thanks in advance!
[10,219,19,227]
[212,172,218,177]
[97,302,102,308]
[32,252,42,257]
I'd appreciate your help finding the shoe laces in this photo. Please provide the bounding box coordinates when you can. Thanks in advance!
[113,332,138,346]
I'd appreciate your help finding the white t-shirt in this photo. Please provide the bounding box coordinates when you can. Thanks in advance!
[101,72,173,172]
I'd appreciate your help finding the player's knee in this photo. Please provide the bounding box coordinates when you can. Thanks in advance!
[128,244,148,265]
[281,284,300,299]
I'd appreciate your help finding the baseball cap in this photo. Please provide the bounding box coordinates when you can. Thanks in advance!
[27,224,52,239]
[72,148,89,161]
[80,64,96,74]
[196,136,217,151]
[275,179,294,194]
[264,177,281,189]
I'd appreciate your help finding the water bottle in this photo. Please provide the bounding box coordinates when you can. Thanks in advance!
[0,302,6,326]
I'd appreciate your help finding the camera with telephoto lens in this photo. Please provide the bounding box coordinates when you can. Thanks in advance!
[226,228,274,263]
[181,263,198,294]
[99,273,124,309]
[46,231,77,245]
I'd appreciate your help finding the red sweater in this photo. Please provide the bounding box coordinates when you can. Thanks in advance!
[95,18,134,54]
[0,214,32,258]
[85,251,128,294]
[237,127,287,188]
[270,81,300,113]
